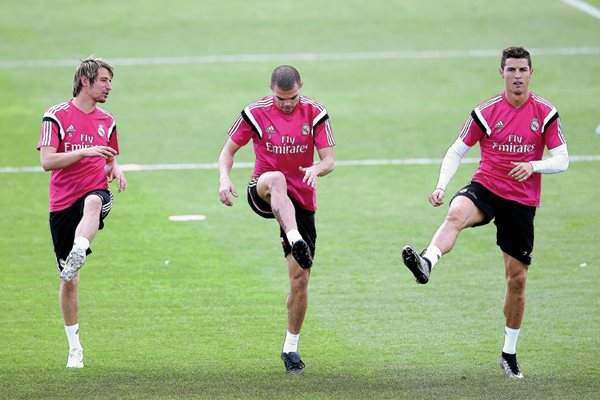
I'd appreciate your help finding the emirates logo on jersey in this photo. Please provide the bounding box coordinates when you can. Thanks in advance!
[98,124,105,137]
[302,122,310,136]
[492,134,536,154]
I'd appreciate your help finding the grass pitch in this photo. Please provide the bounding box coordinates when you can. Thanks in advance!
[1,1,599,399]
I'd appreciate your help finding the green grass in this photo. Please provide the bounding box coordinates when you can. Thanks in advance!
[1,0,600,399]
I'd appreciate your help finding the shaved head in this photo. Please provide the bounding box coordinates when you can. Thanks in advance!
[270,65,302,90]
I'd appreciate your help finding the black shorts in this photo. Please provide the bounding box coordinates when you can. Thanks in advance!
[49,190,113,270]
[247,178,316,259]
[451,181,536,264]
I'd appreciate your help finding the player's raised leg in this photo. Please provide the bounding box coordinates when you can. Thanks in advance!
[257,171,312,268]
[61,195,103,281]
[403,195,485,283]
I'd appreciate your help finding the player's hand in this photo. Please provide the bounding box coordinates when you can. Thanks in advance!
[81,146,117,159]
[428,188,446,207]
[107,167,127,192]
[508,161,534,182]
[299,165,318,188]
[219,176,238,206]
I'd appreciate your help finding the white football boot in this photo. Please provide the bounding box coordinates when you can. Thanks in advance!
[67,349,84,368]
[61,247,86,281]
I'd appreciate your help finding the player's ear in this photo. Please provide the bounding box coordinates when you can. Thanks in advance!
[499,67,504,78]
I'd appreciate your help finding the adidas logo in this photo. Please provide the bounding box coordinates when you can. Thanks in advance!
[66,124,76,137]
[265,125,276,133]
[494,121,505,131]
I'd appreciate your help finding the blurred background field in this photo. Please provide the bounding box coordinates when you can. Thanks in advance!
[0,1,599,399]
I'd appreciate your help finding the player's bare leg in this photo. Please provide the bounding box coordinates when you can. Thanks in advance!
[281,254,310,373]
[74,194,103,242]
[286,256,310,333]
[503,252,528,329]
[60,275,80,326]
[403,196,484,283]
[61,195,102,281]
[257,172,297,232]
[499,252,528,379]
[257,172,312,268]
[430,196,485,254]
[60,274,84,367]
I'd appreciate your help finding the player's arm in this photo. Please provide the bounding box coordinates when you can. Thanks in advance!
[429,138,472,207]
[299,146,335,188]
[218,138,242,206]
[531,144,569,173]
[509,144,569,182]
[105,156,127,192]
[39,145,117,171]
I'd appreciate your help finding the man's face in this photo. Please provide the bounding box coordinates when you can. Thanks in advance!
[84,67,112,103]
[272,83,301,114]
[500,58,532,96]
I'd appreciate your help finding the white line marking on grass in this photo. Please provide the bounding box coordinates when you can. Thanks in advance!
[561,0,600,20]
[1,47,599,68]
[169,215,206,222]
[2,155,599,174]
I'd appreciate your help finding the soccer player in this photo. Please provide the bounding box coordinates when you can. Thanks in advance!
[218,65,335,374]
[37,57,127,368]
[401,47,568,379]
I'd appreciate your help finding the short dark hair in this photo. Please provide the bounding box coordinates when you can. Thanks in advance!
[501,47,531,69]
[72,57,114,97]
[270,65,301,90]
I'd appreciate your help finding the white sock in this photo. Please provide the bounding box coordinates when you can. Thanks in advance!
[65,323,82,351]
[502,327,520,354]
[282,330,300,353]
[422,245,442,270]
[73,237,90,250]
[285,229,302,245]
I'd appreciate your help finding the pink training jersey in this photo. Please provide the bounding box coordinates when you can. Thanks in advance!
[459,92,566,207]
[37,100,119,212]
[228,95,335,211]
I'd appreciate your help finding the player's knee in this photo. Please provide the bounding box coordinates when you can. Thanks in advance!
[506,272,527,294]
[258,171,288,197]
[61,276,80,291]
[84,195,103,212]
[268,171,287,189]
[290,273,309,291]
[444,209,469,230]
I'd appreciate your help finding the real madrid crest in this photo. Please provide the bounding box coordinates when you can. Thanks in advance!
[302,122,310,136]
[98,124,105,137]
[530,118,539,132]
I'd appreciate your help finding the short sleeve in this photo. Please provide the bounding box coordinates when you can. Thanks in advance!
[544,117,567,150]
[458,113,484,147]
[37,116,61,150]
[227,113,254,146]
[314,116,335,149]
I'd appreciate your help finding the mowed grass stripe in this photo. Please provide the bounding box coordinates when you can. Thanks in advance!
[1,47,599,68]
[2,155,599,174]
